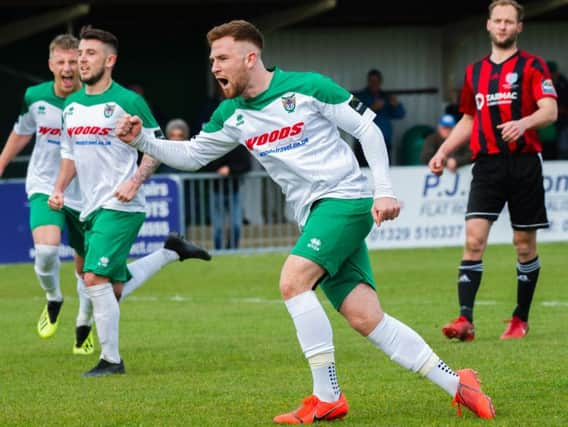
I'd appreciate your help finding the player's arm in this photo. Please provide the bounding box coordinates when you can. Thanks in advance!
[48,158,76,211]
[0,131,33,177]
[321,87,400,226]
[355,120,400,226]
[116,114,238,170]
[428,114,473,176]
[497,97,558,142]
[115,154,160,202]
[49,105,76,210]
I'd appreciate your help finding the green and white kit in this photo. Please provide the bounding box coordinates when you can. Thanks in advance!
[131,68,396,305]
[61,81,160,221]
[14,81,82,211]
[132,67,395,226]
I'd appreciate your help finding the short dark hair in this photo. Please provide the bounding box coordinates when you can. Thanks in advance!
[206,19,264,50]
[367,69,383,80]
[79,25,119,53]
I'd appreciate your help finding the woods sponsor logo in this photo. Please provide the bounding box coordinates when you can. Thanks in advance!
[245,122,304,150]
[38,127,61,136]
[67,126,112,136]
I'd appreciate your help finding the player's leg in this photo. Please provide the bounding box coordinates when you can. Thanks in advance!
[80,209,144,376]
[274,254,347,424]
[82,271,123,376]
[502,154,548,339]
[119,232,211,302]
[73,255,95,355]
[442,218,491,341]
[30,193,65,339]
[339,284,494,419]
[443,156,506,341]
[63,205,95,354]
[500,229,538,338]
[273,198,373,424]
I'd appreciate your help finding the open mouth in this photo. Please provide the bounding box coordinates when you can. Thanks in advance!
[61,76,74,86]
[217,78,229,88]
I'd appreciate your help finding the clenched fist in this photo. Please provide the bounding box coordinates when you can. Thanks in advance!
[116,114,143,143]
[372,197,400,227]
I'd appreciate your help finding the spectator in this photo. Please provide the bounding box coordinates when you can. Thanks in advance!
[547,61,568,159]
[200,145,251,250]
[444,87,463,123]
[353,69,405,164]
[156,118,190,173]
[421,114,472,172]
[126,81,168,130]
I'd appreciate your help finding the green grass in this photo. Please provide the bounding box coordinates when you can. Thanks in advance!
[1,242,567,426]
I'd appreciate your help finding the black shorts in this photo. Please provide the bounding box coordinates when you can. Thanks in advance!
[466,153,549,230]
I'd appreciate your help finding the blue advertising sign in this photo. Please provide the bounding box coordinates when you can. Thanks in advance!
[0,175,183,264]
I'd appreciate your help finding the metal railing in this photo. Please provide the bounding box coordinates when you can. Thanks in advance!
[176,171,299,253]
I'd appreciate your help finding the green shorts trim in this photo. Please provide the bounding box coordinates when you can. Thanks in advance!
[83,208,145,283]
[29,193,85,257]
[291,198,376,310]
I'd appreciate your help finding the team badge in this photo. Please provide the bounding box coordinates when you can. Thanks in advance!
[503,72,518,89]
[505,72,518,85]
[103,103,115,118]
[63,106,74,119]
[281,94,296,113]
[37,105,46,115]
[542,79,557,96]
[236,114,244,126]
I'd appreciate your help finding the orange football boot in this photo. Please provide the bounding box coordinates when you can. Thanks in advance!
[273,393,348,424]
[452,369,495,419]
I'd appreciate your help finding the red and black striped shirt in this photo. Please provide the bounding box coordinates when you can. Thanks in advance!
[460,50,557,159]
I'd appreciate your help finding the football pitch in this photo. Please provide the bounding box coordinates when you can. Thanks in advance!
[1,242,567,426]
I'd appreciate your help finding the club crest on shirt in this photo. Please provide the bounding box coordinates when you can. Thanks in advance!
[281,94,296,113]
[37,105,46,115]
[103,103,115,118]
[503,72,518,89]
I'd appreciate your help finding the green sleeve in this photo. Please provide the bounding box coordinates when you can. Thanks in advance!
[129,93,159,129]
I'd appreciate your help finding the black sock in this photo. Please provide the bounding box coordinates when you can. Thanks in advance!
[513,256,540,322]
[457,260,483,322]
[75,325,91,347]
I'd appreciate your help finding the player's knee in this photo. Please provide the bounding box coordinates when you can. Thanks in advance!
[34,244,59,273]
[513,238,534,259]
[347,310,382,336]
[465,233,486,255]
[279,277,310,300]
[83,272,105,287]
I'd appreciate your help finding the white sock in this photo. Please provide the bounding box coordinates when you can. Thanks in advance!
[120,248,178,301]
[285,291,338,402]
[367,313,459,396]
[423,357,460,396]
[308,353,341,402]
[87,283,120,363]
[34,244,62,301]
[75,274,93,327]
